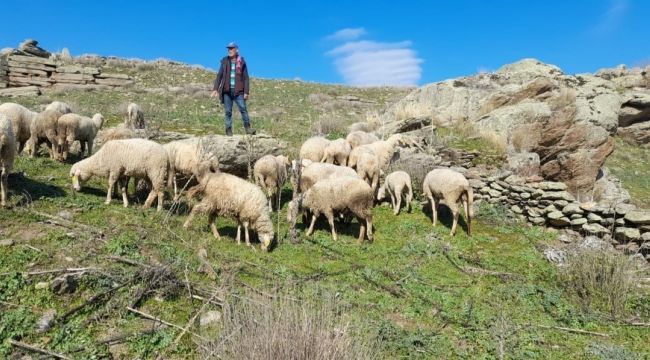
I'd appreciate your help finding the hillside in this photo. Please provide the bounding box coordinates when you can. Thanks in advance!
[1,55,650,359]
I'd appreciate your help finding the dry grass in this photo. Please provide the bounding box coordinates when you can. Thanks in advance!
[390,100,432,121]
[201,289,377,360]
[311,115,346,136]
[445,119,508,155]
[561,249,635,318]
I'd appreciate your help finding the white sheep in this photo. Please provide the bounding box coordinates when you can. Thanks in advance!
[28,109,63,159]
[0,114,16,207]
[377,171,413,215]
[163,139,219,199]
[347,134,405,171]
[346,130,378,149]
[0,102,36,154]
[70,139,172,211]
[97,124,136,145]
[354,148,380,192]
[422,168,474,236]
[125,103,145,129]
[45,101,73,114]
[253,154,290,211]
[56,113,104,160]
[292,161,359,194]
[320,138,352,166]
[184,160,274,251]
[287,176,374,243]
[299,136,330,162]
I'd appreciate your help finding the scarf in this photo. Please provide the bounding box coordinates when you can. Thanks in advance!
[235,55,243,74]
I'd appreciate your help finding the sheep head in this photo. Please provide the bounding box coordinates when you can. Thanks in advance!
[92,114,105,129]
[69,163,91,191]
[259,232,274,252]
[376,185,386,201]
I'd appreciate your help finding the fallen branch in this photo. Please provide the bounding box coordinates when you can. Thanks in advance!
[442,246,520,280]
[58,282,128,324]
[27,209,102,236]
[536,324,610,337]
[9,339,71,360]
[126,307,209,342]
[108,255,149,267]
[0,267,97,277]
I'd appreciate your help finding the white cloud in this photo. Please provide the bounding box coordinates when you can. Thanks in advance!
[325,34,423,86]
[325,28,367,41]
[592,0,628,34]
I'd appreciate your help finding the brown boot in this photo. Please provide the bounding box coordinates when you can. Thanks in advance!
[244,125,256,135]
[226,127,233,136]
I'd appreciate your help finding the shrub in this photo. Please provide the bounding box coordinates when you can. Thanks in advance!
[561,249,634,318]
[201,289,378,359]
[311,115,346,136]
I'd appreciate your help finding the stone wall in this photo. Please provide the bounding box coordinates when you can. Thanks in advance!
[468,171,650,261]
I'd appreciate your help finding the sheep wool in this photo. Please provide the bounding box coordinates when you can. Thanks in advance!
[320,138,352,166]
[69,138,171,211]
[184,162,274,251]
[0,114,16,207]
[97,125,136,146]
[377,171,413,215]
[348,134,404,170]
[422,168,473,236]
[346,130,378,149]
[28,109,63,159]
[299,136,330,162]
[45,101,73,114]
[293,162,359,194]
[126,103,145,129]
[163,139,219,198]
[253,154,290,211]
[0,102,36,154]
[288,176,374,243]
[355,148,380,192]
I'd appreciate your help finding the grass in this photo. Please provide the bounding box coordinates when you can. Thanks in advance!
[0,65,649,358]
[605,137,650,208]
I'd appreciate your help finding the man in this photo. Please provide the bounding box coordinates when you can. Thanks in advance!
[211,42,255,136]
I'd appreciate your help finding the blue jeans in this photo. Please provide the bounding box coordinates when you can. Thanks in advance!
[223,90,250,129]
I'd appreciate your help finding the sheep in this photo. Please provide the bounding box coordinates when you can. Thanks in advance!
[125,103,145,129]
[354,148,380,192]
[253,154,290,211]
[422,168,474,236]
[347,134,405,171]
[292,161,359,194]
[346,130,378,149]
[163,139,219,199]
[45,101,73,114]
[97,124,136,145]
[70,139,172,211]
[28,109,63,159]
[377,171,413,215]
[0,114,16,207]
[320,138,352,166]
[287,176,374,243]
[183,160,274,251]
[299,136,330,162]
[57,113,103,160]
[0,102,36,154]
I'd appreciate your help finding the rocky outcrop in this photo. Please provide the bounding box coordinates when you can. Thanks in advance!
[617,91,650,145]
[379,58,650,197]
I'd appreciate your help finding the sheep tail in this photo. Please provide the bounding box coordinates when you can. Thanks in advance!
[463,185,473,236]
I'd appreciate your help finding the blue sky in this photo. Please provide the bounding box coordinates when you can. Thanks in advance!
[2,0,648,86]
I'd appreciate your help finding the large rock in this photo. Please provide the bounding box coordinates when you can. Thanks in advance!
[624,210,650,225]
[178,134,287,178]
[505,151,540,177]
[18,39,51,58]
[380,58,621,196]
[617,91,650,145]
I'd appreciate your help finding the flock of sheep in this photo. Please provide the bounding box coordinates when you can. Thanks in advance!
[0,100,474,252]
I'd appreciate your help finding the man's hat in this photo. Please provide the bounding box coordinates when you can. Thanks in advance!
[226,42,238,49]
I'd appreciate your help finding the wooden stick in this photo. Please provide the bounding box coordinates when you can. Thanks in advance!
[0,267,96,277]
[108,255,148,267]
[536,324,610,337]
[9,340,71,360]
[126,307,209,342]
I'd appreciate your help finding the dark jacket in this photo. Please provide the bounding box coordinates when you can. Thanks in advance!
[213,56,249,103]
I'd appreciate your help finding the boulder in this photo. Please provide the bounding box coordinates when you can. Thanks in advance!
[614,227,641,242]
[624,210,650,225]
[505,151,540,177]
[582,223,610,236]
[562,203,584,215]
[570,217,588,226]
[178,134,287,178]
[18,39,51,58]
[540,191,575,202]
[0,86,40,97]
[537,181,568,191]
[547,211,570,227]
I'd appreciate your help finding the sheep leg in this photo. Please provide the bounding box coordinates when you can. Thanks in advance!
[366,215,373,243]
[119,177,129,207]
[156,189,164,212]
[395,189,402,216]
[407,185,413,213]
[449,203,459,236]
[306,214,318,237]
[80,141,86,157]
[105,172,117,205]
[243,222,254,249]
[236,224,242,244]
[208,212,221,240]
[0,171,7,207]
[86,141,93,157]
[429,196,437,226]
[183,201,206,229]
[356,216,366,244]
[325,210,337,241]
[389,192,396,213]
